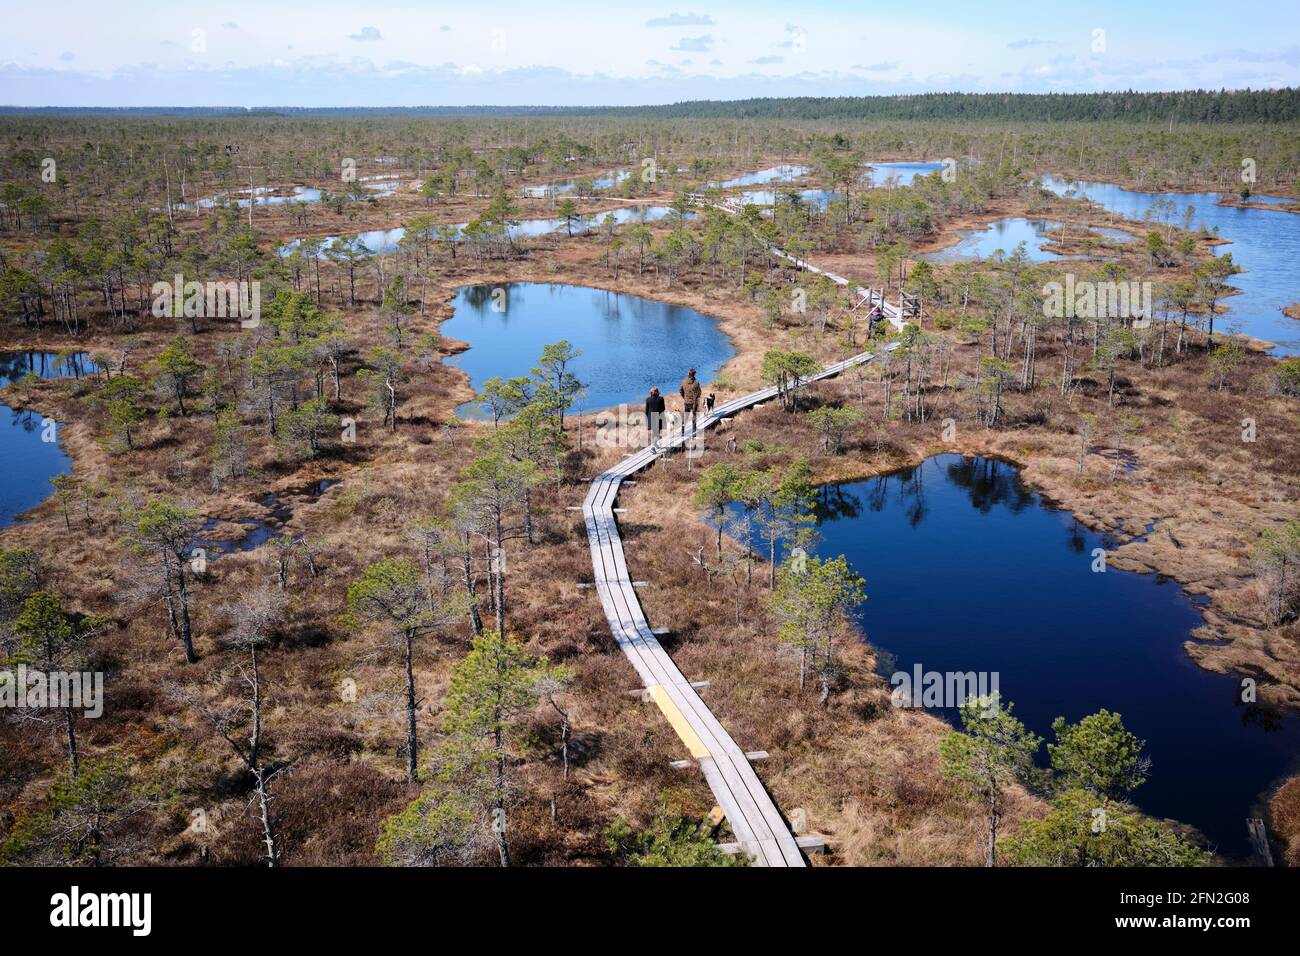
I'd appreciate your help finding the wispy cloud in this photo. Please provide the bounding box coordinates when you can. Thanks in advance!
[776,24,808,50]
[646,13,715,28]
[348,26,383,42]
[1008,38,1058,50]
[750,55,783,65]
[671,35,713,52]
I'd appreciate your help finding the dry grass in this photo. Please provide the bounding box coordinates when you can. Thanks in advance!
[4,169,1298,866]
[1268,778,1300,866]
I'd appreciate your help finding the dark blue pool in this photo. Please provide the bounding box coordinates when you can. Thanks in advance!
[738,454,1299,859]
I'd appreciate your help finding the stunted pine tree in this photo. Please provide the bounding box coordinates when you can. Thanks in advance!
[605,794,747,867]
[1006,710,1205,867]
[376,789,484,867]
[8,591,109,776]
[0,546,42,638]
[279,397,335,458]
[531,339,584,428]
[449,449,539,636]
[1047,709,1149,806]
[0,754,158,866]
[123,500,202,663]
[807,405,865,455]
[498,401,566,534]
[437,629,566,867]
[477,375,531,429]
[1002,789,1208,867]
[99,376,148,451]
[1253,519,1300,625]
[358,346,404,432]
[693,462,742,562]
[249,340,308,436]
[176,586,288,865]
[940,695,1042,867]
[445,495,487,637]
[752,460,817,590]
[769,553,865,704]
[154,336,203,416]
[210,406,249,487]
[556,198,580,237]
[761,349,822,412]
[345,558,464,782]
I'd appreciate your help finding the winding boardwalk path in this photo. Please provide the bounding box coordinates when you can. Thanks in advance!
[582,233,904,863]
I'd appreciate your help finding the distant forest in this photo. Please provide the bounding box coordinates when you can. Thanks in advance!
[3,88,1299,123]
[581,89,1300,123]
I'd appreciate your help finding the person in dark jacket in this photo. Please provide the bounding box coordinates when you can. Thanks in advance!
[645,387,666,448]
[679,368,702,433]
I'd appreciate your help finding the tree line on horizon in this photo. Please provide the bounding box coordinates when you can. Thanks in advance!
[585,89,1300,124]
[6,88,1298,123]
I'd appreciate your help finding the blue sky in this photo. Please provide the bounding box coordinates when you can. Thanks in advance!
[2,0,1298,106]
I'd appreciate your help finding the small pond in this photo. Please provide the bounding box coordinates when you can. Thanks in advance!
[0,351,84,528]
[924,217,1134,264]
[735,187,838,209]
[442,282,734,420]
[712,164,810,188]
[522,169,630,197]
[863,160,946,187]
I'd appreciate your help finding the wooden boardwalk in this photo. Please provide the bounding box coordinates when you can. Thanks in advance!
[686,192,912,329]
[582,276,903,865]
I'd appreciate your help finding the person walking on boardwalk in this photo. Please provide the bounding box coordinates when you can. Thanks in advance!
[679,368,702,434]
[644,386,666,449]
[868,304,884,335]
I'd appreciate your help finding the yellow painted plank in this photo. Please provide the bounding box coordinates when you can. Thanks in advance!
[648,684,711,759]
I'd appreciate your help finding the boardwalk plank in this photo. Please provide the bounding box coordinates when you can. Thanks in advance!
[581,253,899,864]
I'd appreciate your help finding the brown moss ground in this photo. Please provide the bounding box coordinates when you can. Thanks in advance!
[4,167,1296,865]
[0,227,1041,865]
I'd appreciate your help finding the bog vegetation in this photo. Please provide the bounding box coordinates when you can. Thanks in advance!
[1,100,1298,867]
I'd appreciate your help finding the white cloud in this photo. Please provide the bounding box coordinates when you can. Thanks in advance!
[348,26,382,42]
[776,24,808,50]
[671,35,713,52]
[645,13,715,28]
